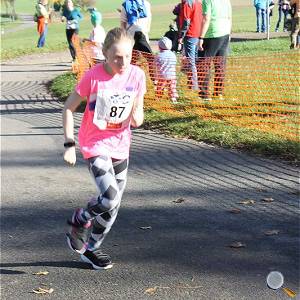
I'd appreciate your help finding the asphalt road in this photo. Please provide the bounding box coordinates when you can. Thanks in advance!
[1,52,299,300]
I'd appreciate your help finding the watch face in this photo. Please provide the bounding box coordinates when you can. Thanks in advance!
[64,141,75,148]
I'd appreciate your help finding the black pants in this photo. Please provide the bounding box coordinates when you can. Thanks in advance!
[198,34,230,98]
[66,28,78,60]
[132,31,155,82]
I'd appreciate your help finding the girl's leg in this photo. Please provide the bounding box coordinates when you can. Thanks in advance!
[67,155,128,254]
[86,157,128,251]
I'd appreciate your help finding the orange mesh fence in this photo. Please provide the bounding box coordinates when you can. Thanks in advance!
[72,36,300,141]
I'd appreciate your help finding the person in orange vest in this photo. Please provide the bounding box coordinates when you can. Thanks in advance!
[35,0,50,48]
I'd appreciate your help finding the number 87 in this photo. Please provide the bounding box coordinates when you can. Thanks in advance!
[110,106,125,118]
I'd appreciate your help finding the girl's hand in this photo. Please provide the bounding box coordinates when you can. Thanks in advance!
[63,147,76,166]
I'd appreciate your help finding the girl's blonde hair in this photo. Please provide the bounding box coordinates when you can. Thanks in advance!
[103,27,134,54]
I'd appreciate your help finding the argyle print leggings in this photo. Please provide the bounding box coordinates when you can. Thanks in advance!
[82,155,128,251]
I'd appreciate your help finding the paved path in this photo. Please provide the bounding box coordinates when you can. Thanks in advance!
[1,52,299,300]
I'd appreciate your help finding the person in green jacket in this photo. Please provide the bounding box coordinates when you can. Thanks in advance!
[198,0,232,101]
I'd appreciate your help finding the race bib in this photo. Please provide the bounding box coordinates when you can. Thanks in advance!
[93,89,136,130]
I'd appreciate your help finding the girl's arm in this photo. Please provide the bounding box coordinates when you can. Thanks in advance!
[131,95,144,128]
[62,91,84,165]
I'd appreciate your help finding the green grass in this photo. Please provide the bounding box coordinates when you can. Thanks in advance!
[230,37,291,56]
[2,1,287,61]
[1,19,292,61]
[50,72,300,163]
[143,110,299,162]
[231,6,280,33]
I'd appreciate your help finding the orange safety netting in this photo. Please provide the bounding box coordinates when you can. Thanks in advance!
[72,34,300,141]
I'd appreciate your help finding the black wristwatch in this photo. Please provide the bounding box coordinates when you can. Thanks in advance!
[64,141,76,148]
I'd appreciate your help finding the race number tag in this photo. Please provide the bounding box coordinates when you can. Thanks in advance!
[93,89,136,130]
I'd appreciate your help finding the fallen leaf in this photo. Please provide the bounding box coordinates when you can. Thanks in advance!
[228,208,241,214]
[238,199,255,205]
[32,271,49,276]
[32,287,54,294]
[173,198,185,204]
[261,197,274,203]
[229,241,246,248]
[140,226,152,230]
[282,287,297,298]
[144,287,157,295]
[264,230,280,236]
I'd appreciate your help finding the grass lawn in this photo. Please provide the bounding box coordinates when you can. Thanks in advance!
[1,1,285,60]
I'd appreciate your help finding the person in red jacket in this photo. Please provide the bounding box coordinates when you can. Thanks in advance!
[178,0,202,90]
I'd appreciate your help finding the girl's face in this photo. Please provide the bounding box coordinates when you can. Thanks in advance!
[104,39,133,75]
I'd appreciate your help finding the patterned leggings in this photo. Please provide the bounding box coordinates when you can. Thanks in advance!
[81,155,128,251]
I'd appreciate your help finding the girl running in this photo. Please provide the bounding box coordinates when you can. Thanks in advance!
[62,27,146,270]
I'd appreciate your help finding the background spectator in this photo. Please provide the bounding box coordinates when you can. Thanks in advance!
[178,0,202,90]
[35,0,50,48]
[254,0,268,32]
[120,0,154,81]
[120,0,152,42]
[173,2,181,30]
[87,8,106,62]
[289,0,300,48]
[198,0,232,101]
[154,37,178,104]
[275,0,290,32]
[62,0,83,61]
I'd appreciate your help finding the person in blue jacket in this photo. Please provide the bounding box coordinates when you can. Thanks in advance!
[254,0,268,32]
[62,0,83,60]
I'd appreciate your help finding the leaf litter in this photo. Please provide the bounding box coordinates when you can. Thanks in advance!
[282,287,297,298]
[261,197,274,203]
[32,287,54,295]
[139,226,152,230]
[173,198,185,204]
[229,241,246,248]
[264,230,280,236]
[32,271,49,276]
[237,199,255,205]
